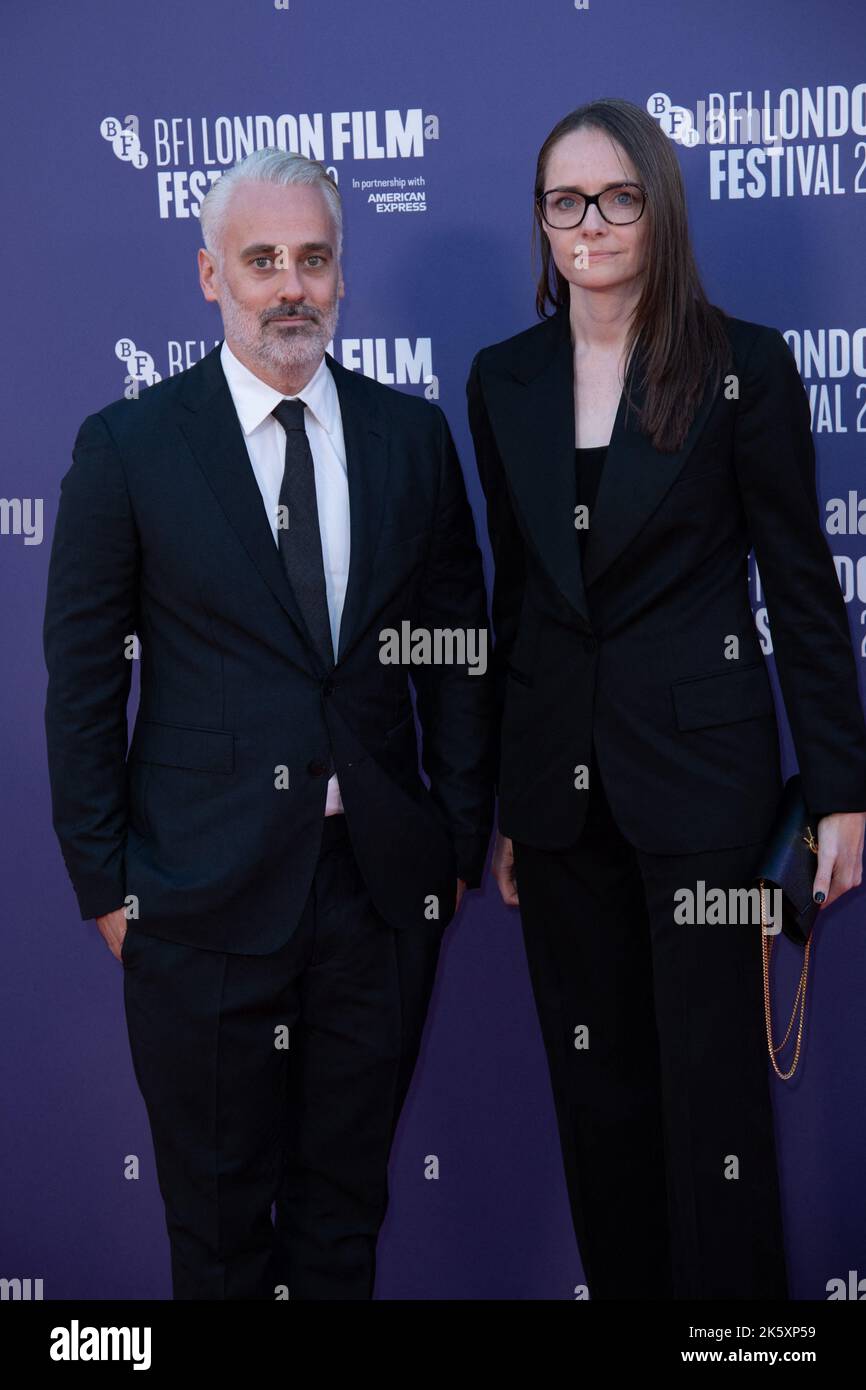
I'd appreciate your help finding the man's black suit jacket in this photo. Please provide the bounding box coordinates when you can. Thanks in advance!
[467,303,866,853]
[44,345,494,952]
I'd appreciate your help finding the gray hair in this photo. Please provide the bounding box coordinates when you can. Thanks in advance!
[199,147,343,261]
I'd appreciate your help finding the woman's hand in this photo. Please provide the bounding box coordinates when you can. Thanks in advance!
[492,832,519,907]
[812,812,865,908]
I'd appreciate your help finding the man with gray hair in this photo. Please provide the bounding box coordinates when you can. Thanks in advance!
[43,148,493,1299]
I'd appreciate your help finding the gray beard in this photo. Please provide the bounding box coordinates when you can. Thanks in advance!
[221,293,341,377]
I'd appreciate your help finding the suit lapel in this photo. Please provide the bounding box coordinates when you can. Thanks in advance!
[483,307,589,625]
[582,338,718,590]
[177,346,391,673]
[177,344,321,663]
[326,354,391,664]
[483,303,718,619]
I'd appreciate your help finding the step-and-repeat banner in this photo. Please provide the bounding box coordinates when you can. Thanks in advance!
[3,0,866,1299]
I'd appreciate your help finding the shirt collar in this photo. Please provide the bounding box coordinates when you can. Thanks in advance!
[219,338,339,439]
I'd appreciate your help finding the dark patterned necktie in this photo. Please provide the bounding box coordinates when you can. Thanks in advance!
[271,398,334,668]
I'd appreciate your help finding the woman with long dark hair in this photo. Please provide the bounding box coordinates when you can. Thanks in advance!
[467,97,866,1299]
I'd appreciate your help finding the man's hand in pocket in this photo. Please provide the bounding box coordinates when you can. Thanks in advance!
[95,906,129,963]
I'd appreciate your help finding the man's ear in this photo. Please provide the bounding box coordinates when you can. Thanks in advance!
[198,247,219,303]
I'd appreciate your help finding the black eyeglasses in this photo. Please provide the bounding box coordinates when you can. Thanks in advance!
[537,182,647,229]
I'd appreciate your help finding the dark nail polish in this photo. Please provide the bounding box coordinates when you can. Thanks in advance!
[814,890,826,903]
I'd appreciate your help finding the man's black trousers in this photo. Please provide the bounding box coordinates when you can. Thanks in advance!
[121,814,444,1300]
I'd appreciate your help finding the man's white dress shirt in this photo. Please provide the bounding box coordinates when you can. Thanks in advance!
[220,339,349,815]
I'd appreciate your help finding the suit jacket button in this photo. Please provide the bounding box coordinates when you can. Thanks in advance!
[322,678,335,696]
[583,636,597,653]
[307,758,329,777]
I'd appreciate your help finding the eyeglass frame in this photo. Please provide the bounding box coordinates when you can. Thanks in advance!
[536,181,648,229]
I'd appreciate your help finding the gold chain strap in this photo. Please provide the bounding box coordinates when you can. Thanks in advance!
[759,825,818,1082]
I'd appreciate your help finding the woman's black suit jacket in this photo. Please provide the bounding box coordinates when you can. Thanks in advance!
[466,303,866,854]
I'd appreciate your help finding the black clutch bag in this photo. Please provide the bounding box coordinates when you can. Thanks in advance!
[751,773,820,1081]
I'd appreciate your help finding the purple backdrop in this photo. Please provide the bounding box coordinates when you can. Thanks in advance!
[3,0,866,1299]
